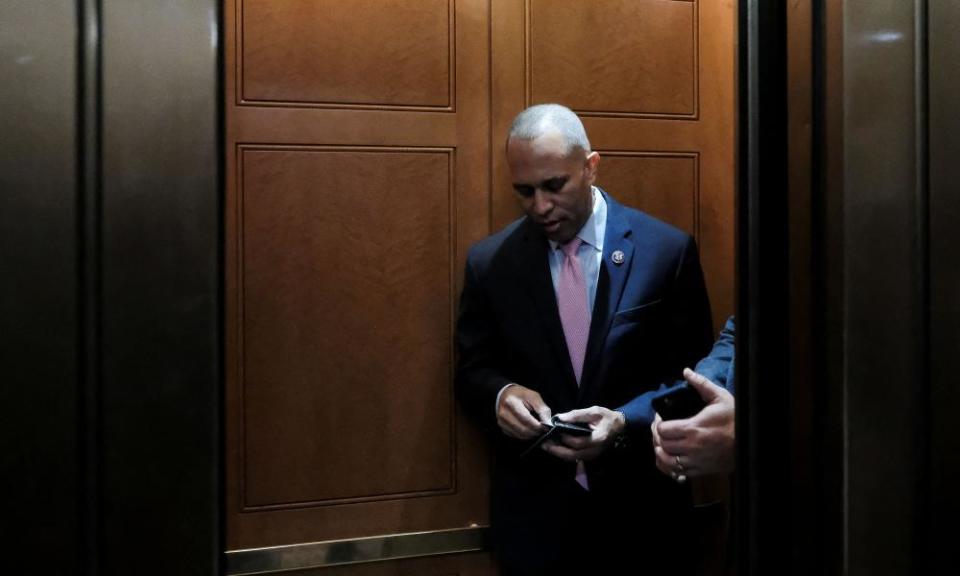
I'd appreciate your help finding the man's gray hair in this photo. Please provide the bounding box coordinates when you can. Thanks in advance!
[507,103,591,154]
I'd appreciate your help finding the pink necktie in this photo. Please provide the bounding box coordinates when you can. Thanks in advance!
[557,238,590,384]
[557,238,591,491]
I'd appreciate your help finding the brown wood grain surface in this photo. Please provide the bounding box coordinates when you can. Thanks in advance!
[241,0,454,109]
[226,0,491,550]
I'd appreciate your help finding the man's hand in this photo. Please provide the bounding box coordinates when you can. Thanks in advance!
[542,406,626,461]
[497,384,552,439]
[652,368,735,479]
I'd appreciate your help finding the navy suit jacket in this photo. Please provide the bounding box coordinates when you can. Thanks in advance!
[455,191,714,528]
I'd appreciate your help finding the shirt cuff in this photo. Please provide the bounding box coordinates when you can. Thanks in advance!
[494,383,517,417]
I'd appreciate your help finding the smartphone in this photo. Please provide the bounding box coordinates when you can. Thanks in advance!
[520,416,592,459]
[652,385,706,420]
[548,416,593,436]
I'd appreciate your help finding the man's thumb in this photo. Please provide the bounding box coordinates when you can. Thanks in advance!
[535,404,553,425]
[683,367,721,402]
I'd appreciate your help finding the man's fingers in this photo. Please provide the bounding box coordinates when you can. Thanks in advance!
[683,367,722,402]
[543,440,599,462]
[496,386,560,440]
[657,418,692,441]
[655,446,701,478]
[533,404,553,425]
[507,397,542,426]
[651,414,663,446]
[498,412,531,439]
[654,446,674,475]
[554,408,594,424]
[556,433,592,449]
[499,403,543,439]
[659,435,692,455]
[542,440,577,461]
[655,424,692,457]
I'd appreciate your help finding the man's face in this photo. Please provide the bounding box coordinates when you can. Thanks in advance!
[506,131,600,244]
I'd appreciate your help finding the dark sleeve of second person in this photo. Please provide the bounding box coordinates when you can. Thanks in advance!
[693,316,736,393]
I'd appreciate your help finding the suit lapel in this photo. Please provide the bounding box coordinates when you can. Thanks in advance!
[579,196,634,397]
[515,220,578,390]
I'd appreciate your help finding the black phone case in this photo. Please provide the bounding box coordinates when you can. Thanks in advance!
[549,416,592,436]
[519,417,592,459]
[652,385,706,420]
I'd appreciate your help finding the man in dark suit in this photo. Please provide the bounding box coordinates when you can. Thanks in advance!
[455,104,714,574]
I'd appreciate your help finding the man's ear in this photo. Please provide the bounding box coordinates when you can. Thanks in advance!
[584,151,600,182]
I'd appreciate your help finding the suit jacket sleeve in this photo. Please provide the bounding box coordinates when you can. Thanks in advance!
[693,316,736,392]
[454,248,512,431]
[615,235,714,431]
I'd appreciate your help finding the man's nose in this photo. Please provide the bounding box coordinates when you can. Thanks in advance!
[532,189,552,215]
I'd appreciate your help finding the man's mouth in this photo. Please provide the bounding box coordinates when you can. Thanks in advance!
[542,220,561,233]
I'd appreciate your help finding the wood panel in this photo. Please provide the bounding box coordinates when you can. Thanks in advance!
[226,0,491,552]
[240,0,454,109]
[597,152,698,235]
[529,0,697,117]
[239,147,456,509]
